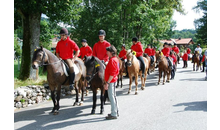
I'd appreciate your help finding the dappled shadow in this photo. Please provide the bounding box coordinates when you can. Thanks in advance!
[173,101,207,112]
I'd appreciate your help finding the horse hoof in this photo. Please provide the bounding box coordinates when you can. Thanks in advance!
[73,102,80,106]
[166,80,170,83]
[79,102,83,106]
[53,110,59,115]
[162,82,165,85]
[128,91,131,94]
[91,109,95,114]
[135,92,138,95]
[141,87,145,90]
[100,109,104,114]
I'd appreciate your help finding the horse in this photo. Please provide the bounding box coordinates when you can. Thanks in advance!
[116,57,125,88]
[156,51,172,85]
[32,46,86,115]
[143,54,156,74]
[126,50,149,95]
[84,56,108,114]
[192,51,202,71]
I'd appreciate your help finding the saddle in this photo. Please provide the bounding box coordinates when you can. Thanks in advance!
[61,60,80,77]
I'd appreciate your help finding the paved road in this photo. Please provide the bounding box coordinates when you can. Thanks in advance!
[14,60,207,130]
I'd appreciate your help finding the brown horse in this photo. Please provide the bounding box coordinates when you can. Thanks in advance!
[143,54,156,74]
[126,50,149,95]
[32,47,86,115]
[84,56,108,114]
[156,51,172,85]
[192,51,202,71]
[116,57,125,88]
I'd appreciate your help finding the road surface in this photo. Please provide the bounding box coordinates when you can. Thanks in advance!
[14,60,207,130]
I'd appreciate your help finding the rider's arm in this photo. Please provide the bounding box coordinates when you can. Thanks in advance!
[74,50,80,60]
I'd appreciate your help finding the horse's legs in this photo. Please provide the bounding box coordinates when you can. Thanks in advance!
[73,82,79,106]
[135,74,138,95]
[116,76,119,88]
[54,86,61,114]
[128,75,133,94]
[158,70,162,85]
[91,88,97,114]
[166,71,170,83]
[80,79,84,106]
[51,90,56,113]
[193,63,195,71]
[163,71,166,85]
[100,88,105,114]
[120,74,123,88]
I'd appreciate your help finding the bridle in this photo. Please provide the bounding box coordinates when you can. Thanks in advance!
[35,49,61,67]
[86,59,99,82]
[127,52,134,66]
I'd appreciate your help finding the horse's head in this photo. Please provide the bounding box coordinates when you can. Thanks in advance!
[84,56,99,82]
[157,51,164,62]
[32,46,47,69]
[126,49,134,67]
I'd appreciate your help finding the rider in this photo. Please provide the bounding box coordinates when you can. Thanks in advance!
[119,44,128,77]
[144,44,154,66]
[131,37,145,78]
[170,51,177,80]
[93,30,111,65]
[168,43,172,51]
[187,47,191,60]
[172,43,180,64]
[192,44,203,63]
[152,46,156,56]
[161,42,172,69]
[182,50,188,68]
[79,39,93,59]
[56,28,80,89]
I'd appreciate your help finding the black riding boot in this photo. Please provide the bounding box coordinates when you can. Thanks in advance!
[150,56,154,66]
[69,72,75,90]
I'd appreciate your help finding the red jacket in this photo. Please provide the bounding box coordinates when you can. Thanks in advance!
[92,40,111,62]
[79,45,93,59]
[118,49,127,60]
[152,49,156,56]
[144,48,152,56]
[161,47,170,57]
[187,48,191,54]
[56,37,79,60]
[131,42,143,57]
[105,56,119,83]
[182,53,188,61]
[202,54,206,62]
[170,54,177,64]
[172,46,180,54]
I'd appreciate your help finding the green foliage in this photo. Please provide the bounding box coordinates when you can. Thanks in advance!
[20,99,25,103]
[14,34,22,57]
[172,29,197,42]
[193,0,207,45]
[72,0,184,51]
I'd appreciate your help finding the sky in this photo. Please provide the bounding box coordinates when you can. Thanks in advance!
[172,0,203,30]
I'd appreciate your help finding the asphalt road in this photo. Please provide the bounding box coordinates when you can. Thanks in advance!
[14,60,207,130]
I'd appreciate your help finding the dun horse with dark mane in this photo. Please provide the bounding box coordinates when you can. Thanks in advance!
[126,50,149,94]
[32,47,86,115]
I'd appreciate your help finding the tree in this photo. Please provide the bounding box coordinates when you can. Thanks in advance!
[193,0,207,46]
[15,0,83,80]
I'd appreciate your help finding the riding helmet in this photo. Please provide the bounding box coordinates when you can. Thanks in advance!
[164,42,168,45]
[81,39,87,43]
[98,30,106,36]
[197,44,200,46]
[59,28,68,35]
[132,37,138,42]
[122,44,126,48]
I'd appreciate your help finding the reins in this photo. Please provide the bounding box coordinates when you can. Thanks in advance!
[35,50,61,67]
[86,59,99,82]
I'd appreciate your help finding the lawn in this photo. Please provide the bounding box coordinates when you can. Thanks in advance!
[14,60,47,89]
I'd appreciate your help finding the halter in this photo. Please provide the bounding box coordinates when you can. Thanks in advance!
[86,59,99,82]
[127,52,134,66]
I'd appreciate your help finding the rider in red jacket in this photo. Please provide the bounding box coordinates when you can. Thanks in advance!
[118,44,127,60]
[161,42,172,69]
[93,30,111,64]
[79,39,93,59]
[144,44,154,65]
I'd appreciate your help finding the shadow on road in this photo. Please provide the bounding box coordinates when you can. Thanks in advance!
[173,101,207,112]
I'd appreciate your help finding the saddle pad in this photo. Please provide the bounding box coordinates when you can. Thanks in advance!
[62,62,79,77]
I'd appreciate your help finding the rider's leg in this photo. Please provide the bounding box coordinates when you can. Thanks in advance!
[65,59,75,89]
[137,56,145,77]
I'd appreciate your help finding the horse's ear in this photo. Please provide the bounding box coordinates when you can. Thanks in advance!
[91,56,95,61]
[84,56,87,60]
[40,46,43,50]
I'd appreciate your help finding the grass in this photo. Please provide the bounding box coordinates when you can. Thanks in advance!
[14,60,47,89]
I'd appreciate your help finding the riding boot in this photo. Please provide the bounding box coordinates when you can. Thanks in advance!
[69,72,75,90]
[150,56,154,66]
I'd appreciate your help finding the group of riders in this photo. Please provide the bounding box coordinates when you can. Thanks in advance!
[55,28,207,119]
[56,28,207,85]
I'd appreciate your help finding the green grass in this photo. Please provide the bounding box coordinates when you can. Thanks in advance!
[14,60,47,89]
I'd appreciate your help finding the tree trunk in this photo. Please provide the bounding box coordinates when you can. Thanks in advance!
[18,11,41,80]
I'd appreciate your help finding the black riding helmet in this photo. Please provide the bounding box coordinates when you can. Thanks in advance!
[98,30,106,36]
[81,39,87,43]
[59,28,68,35]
